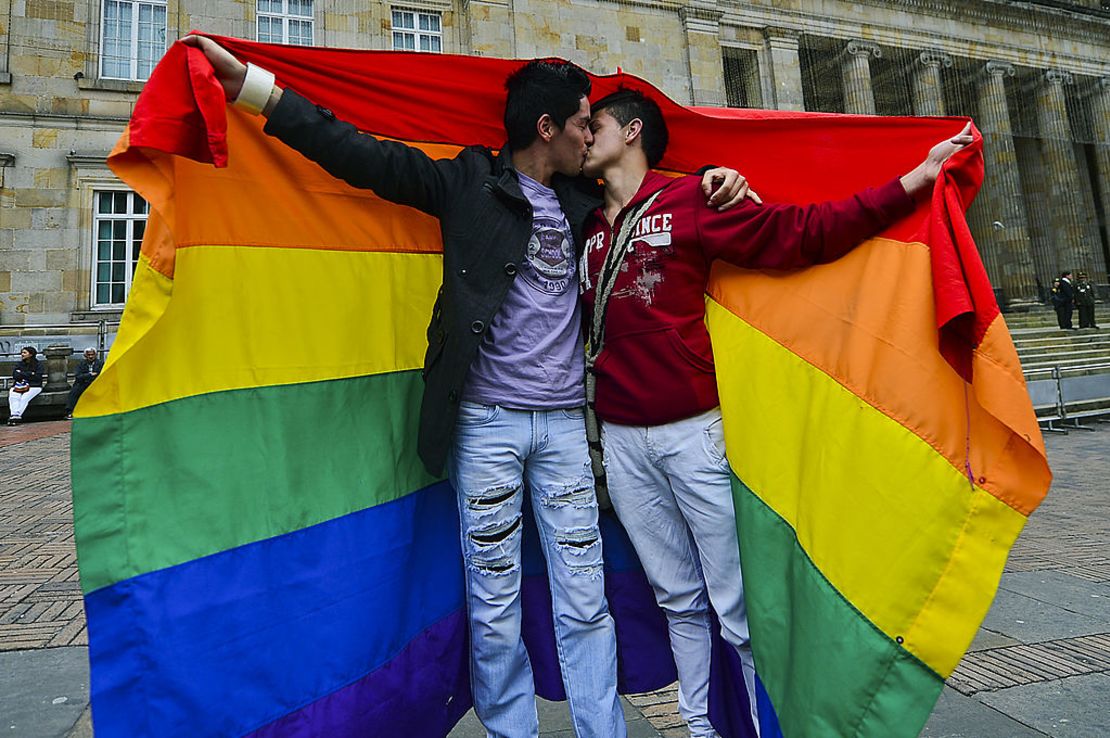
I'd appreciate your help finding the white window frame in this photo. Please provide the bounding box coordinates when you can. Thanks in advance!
[257,0,315,46]
[98,0,167,81]
[90,190,149,309]
[391,6,442,53]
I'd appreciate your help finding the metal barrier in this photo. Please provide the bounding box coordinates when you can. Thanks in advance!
[1025,362,1110,434]
[0,319,117,357]
[0,319,118,390]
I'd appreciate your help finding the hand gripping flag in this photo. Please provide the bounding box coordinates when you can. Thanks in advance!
[71,35,1050,738]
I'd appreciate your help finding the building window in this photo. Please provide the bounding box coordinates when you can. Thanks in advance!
[257,0,314,46]
[100,0,167,80]
[722,47,762,108]
[92,191,148,308]
[391,7,442,52]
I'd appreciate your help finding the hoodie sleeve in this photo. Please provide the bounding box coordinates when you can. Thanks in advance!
[696,177,915,269]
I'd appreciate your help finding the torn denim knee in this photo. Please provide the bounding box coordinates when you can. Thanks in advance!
[464,494,523,576]
[539,475,596,511]
[555,526,603,579]
[465,483,519,515]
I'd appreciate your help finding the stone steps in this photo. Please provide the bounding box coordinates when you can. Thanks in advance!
[1020,354,1110,369]
[1002,307,1110,330]
[1016,336,1110,352]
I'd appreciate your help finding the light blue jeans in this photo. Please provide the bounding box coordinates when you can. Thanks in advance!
[602,407,759,738]
[449,401,626,738]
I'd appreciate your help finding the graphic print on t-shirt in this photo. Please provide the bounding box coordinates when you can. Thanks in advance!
[522,215,574,295]
[582,211,677,306]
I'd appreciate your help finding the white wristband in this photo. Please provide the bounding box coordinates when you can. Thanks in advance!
[233,63,276,116]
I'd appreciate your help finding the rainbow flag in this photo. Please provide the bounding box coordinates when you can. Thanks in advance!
[72,35,1050,737]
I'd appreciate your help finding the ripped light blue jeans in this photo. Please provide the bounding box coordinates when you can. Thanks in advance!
[449,401,625,738]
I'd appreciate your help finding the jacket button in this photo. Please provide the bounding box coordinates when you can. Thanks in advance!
[471,320,485,334]
[316,105,335,120]
[448,390,458,402]
[504,263,517,276]
[459,268,468,276]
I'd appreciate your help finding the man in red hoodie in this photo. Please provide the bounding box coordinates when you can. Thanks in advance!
[579,88,973,738]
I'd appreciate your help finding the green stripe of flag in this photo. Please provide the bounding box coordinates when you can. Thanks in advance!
[72,371,438,594]
[734,476,944,737]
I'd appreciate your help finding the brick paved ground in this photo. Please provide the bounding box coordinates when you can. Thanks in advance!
[0,424,84,654]
[1,422,1107,737]
[918,424,1110,737]
[947,429,1110,699]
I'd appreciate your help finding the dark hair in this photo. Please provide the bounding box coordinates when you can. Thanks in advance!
[591,88,669,167]
[504,60,591,152]
[20,346,37,362]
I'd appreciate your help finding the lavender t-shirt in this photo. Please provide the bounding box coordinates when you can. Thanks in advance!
[462,172,586,408]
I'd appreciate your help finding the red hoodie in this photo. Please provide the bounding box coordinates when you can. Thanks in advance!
[580,171,915,426]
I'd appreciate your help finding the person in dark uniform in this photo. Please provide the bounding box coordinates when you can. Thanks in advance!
[1075,271,1097,329]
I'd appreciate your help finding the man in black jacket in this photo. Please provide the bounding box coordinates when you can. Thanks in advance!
[1054,270,1076,330]
[186,35,747,738]
[66,347,103,419]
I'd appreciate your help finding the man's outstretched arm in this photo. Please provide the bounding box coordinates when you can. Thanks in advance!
[698,123,976,269]
[182,35,469,217]
[183,35,284,115]
[898,122,974,198]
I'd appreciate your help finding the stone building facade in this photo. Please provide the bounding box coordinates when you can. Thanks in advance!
[1,0,1108,338]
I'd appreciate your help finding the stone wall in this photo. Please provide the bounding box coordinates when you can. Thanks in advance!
[1,0,1108,325]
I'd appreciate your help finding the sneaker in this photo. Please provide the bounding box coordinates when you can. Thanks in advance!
[65,414,73,420]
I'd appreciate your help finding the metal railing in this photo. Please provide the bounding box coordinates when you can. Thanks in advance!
[0,319,118,359]
[1025,362,1110,433]
[0,319,118,391]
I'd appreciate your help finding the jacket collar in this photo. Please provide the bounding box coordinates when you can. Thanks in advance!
[590,170,672,225]
[487,145,527,204]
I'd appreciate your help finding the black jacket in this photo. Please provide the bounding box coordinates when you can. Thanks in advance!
[1076,281,1095,307]
[75,359,104,386]
[265,90,602,476]
[12,359,44,386]
[1056,278,1076,306]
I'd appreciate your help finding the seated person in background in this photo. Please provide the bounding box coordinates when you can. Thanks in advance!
[67,347,103,419]
[8,346,45,425]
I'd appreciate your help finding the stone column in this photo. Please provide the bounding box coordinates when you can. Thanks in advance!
[679,4,726,106]
[761,27,805,111]
[1090,78,1110,290]
[841,40,880,115]
[975,61,1039,304]
[44,344,71,392]
[1036,70,1104,283]
[912,51,950,116]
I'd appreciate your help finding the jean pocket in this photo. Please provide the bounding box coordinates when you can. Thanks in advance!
[702,413,731,471]
[560,406,586,420]
[457,401,499,426]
